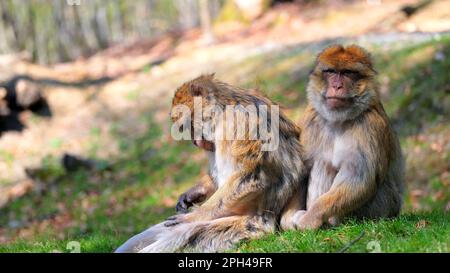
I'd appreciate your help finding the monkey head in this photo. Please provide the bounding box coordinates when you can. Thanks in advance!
[307,44,379,123]
[171,74,216,152]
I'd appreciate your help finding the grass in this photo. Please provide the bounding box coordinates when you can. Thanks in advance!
[238,212,449,253]
[0,36,449,253]
[0,235,121,253]
[1,212,447,253]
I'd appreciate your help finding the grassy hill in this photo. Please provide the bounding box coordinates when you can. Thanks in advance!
[0,34,448,253]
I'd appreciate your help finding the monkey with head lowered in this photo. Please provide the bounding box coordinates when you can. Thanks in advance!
[281,45,405,230]
[115,74,306,252]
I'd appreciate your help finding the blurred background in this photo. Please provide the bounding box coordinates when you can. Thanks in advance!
[0,0,448,251]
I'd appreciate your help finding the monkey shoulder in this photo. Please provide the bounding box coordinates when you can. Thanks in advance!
[358,105,395,144]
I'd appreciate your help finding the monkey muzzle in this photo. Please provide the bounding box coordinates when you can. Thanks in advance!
[324,96,354,109]
[192,139,215,152]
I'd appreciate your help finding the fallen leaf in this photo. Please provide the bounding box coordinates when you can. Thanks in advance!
[415,220,429,229]
[162,197,176,207]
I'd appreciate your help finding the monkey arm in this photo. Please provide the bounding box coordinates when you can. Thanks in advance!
[280,175,309,230]
[176,174,217,213]
[297,155,377,230]
[205,176,263,216]
[166,172,266,225]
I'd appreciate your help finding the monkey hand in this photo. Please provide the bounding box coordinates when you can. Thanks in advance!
[176,192,193,214]
[164,210,205,227]
[295,211,323,230]
[164,213,190,227]
[165,208,212,226]
[281,210,306,230]
[175,189,206,214]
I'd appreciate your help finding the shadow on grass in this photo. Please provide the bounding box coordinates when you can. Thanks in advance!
[0,114,202,250]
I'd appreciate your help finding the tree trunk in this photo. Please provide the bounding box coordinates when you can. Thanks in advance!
[199,0,215,44]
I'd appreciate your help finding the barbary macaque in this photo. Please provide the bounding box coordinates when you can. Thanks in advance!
[175,86,279,213]
[115,74,306,252]
[281,45,405,230]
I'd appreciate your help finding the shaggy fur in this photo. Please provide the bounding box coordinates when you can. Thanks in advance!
[116,74,306,252]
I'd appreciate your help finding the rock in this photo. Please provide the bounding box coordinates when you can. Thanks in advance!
[15,79,43,109]
[62,153,97,172]
[0,87,10,116]
[62,153,110,172]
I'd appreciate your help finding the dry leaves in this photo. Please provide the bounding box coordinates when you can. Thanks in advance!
[415,220,429,229]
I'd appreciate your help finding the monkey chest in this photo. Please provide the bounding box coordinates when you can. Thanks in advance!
[311,136,352,170]
[209,151,236,188]
[308,136,354,199]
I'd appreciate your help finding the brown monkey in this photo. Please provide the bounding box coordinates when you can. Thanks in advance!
[175,88,271,213]
[116,74,306,252]
[281,45,405,230]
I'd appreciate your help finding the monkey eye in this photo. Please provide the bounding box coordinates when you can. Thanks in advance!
[342,69,364,80]
[322,68,337,74]
[342,69,358,75]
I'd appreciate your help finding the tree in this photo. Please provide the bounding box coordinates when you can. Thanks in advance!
[199,0,215,45]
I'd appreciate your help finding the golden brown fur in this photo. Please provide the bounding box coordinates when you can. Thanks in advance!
[281,45,404,230]
[116,74,306,252]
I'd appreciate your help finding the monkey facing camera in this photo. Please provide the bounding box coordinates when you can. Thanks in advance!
[281,45,405,231]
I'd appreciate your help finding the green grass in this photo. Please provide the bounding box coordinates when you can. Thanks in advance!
[238,212,449,253]
[0,35,449,253]
[0,234,121,253]
[1,212,447,253]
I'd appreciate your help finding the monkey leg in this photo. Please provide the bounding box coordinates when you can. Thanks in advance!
[281,186,342,229]
[350,180,403,219]
[114,221,172,253]
[296,180,376,230]
[176,174,217,214]
[139,214,276,253]
[280,187,307,230]
[166,172,266,226]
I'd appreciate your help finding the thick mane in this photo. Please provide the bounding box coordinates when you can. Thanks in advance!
[318,44,373,69]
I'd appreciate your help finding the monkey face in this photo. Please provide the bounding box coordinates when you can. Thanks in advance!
[171,75,217,152]
[322,69,362,109]
[307,45,378,122]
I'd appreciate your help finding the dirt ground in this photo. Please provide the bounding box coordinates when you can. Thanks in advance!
[0,0,449,207]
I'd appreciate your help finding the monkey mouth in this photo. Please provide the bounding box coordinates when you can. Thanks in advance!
[193,139,216,152]
[324,96,353,109]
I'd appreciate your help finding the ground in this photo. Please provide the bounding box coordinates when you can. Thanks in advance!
[0,1,448,252]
